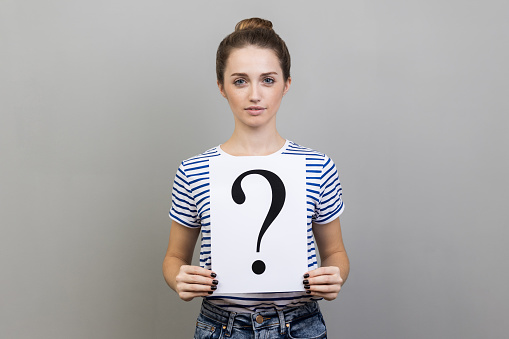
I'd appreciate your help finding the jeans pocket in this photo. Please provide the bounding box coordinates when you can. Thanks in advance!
[193,314,223,339]
[287,312,327,339]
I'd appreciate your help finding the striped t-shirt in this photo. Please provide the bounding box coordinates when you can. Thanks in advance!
[169,140,344,313]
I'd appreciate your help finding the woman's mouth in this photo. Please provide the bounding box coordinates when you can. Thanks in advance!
[245,106,266,115]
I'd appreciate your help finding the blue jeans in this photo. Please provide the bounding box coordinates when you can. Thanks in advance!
[193,299,327,339]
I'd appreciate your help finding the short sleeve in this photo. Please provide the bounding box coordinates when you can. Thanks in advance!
[169,162,200,228]
[312,155,344,224]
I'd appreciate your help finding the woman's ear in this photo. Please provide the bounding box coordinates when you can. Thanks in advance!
[283,76,292,96]
[217,80,227,98]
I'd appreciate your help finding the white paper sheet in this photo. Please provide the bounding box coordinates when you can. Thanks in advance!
[209,155,308,294]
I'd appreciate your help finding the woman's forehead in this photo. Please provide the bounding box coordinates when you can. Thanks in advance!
[226,46,281,75]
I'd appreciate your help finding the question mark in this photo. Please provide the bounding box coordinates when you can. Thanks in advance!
[231,169,286,275]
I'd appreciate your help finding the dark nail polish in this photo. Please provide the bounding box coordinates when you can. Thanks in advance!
[304,273,309,278]
[212,280,218,285]
[208,291,213,294]
[306,290,311,294]
[211,272,217,278]
[211,285,217,290]
[303,279,309,285]
[304,285,310,289]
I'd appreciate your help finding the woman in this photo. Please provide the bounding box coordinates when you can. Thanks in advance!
[163,18,349,338]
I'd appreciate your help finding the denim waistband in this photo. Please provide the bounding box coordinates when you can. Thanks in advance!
[199,299,321,335]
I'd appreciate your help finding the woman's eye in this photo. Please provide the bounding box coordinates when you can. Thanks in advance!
[234,79,246,85]
[263,78,275,84]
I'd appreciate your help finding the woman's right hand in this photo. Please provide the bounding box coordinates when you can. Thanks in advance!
[175,265,218,301]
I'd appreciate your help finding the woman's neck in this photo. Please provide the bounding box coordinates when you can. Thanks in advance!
[220,127,286,156]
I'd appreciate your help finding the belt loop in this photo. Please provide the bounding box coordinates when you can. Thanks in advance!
[277,309,286,335]
[225,311,236,336]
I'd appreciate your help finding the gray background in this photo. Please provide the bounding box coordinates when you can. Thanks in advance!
[1,0,508,338]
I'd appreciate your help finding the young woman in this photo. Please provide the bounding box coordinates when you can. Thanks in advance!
[163,18,349,339]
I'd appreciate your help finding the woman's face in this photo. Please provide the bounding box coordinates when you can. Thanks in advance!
[218,46,291,129]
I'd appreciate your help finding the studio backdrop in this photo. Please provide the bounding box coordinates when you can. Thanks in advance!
[1,1,508,338]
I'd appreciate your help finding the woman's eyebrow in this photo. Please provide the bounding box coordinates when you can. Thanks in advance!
[260,72,278,77]
[230,72,279,77]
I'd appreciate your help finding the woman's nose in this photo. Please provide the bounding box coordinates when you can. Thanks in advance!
[249,84,261,102]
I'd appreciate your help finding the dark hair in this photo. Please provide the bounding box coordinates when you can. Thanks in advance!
[216,18,291,85]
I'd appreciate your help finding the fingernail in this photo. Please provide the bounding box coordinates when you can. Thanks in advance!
[304,273,309,278]
[303,279,309,285]
[212,280,218,285]
[208,291,213,294]
[211,285,217,290]
[306,290,311,294]
[304,285,310,289]
[211,272,217,278]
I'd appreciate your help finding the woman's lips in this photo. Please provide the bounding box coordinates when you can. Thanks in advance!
[245,106,266,115]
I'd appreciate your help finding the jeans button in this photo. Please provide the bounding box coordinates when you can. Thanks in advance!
[255,315,263,324]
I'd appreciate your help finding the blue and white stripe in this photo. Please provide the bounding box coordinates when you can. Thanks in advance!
[169,140,344,313]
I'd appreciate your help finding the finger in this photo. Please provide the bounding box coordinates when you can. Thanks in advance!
[178,266,219,288]
[304,284,341,301]
[305,274,342,286]
[304,266,339,278]
[305,290,339,301]
[177,273,218,286]
[305,283,341,294]
[179,282,218,293]
[181,265,217,278]
[179,290,214,302]
[177,279,219,296]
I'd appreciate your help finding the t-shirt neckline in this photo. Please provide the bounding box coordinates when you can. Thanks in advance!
[217,139,289,157]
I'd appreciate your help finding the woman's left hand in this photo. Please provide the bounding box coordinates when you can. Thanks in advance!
[303,266,343,301]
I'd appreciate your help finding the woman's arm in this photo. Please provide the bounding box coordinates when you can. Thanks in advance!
[162,220,218,301]
[304,217,349,300]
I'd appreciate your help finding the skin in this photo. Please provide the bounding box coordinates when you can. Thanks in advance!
[218,46,291,156]
[162,45,349,302]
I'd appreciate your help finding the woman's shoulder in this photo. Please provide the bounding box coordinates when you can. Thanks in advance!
[283,141,327,158]
[283,141,341,172]
[180,145,221,166]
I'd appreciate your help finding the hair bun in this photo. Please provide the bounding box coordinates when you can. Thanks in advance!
[235,18,273,31]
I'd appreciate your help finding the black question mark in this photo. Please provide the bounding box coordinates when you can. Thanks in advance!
[231,169,286,275]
